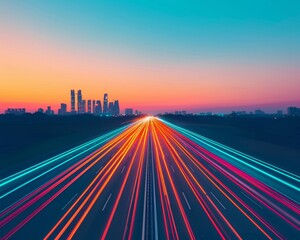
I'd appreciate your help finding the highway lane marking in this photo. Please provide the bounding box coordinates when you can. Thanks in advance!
[210,192,226,210]
[151,136,159,240]
[241,192,262,209]
[62,193,78,211]
[121,165,126,174]
[188,164,195,172]
[102,193,112,211]
[96,165,103,174]
[208,165,217,173]
[182,192,191,210]
[171,165,175,173]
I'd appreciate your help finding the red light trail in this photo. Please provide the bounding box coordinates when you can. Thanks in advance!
[0,117,299,239]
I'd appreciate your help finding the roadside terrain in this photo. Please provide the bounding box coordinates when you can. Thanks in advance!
[0,114,139,176]
[161,115,300,175]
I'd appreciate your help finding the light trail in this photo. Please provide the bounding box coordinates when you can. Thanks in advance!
[0,117,299,239]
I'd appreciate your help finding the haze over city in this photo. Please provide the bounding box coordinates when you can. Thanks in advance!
[1,1,299,114]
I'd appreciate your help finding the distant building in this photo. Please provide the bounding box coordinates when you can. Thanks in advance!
[5,108,26,115]
[77,90,83,113]
[87,100,92,113]
[254,109,265,115]
[103,93,108,114]
[113,100,120,116]
[135,110,142,115]
[108,102,114,115]
[45,106,54,115]
[71,90,76,113]
[287,106,300,116]
[37,108,44,114]
[125,108,133,116]
[82,100,86,113]
[58,103,67,115]
[94,100,102,115]
[276,110,283,117]
[236,111,247,115]
[92,100,96,114]
[175,111,187,115]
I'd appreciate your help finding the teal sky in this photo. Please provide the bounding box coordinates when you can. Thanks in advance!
[2,0,300,62]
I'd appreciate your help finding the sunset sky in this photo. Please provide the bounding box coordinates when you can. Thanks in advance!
[1,1,299,114]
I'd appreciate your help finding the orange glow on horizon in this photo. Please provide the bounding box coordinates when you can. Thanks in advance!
[1,24,300,114]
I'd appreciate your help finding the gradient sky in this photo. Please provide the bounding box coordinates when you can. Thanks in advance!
[1,1,299,114]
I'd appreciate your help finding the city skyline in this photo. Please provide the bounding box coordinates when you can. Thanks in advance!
[1,1,299,114]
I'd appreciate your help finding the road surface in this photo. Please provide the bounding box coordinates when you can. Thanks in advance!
[0,117,299,239]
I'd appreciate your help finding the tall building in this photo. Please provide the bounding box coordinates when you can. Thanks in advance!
[71,90,76,113]
[103,93,108,114]
[287,106,300,116]
[94,100,102,115]
[58,103,67,115]
[45,106,54,115]
[87,100,92,113]
[92,100,96,114]
[113,100,120,116]
[77,90,83,114]
[108,102,114,115]
[82,100,86,113]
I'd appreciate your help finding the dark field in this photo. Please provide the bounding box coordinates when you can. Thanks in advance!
[161,115,300,175]
[0,114,139,176]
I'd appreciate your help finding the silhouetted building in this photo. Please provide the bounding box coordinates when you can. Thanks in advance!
[94,100,102,115]
[276,110,283,117]
[254,109,265,115]
[287,106,300,116]
[37,108,44,114]
[125,108,133,116]
[71,90,76,113]
[5,108,26,115]
[103,93,108,114]
[108,102,114,115]
[87,100,92,113]
[92,100,96,114]
[113,100,120,116]
[135,110,142,115]
[82,100,86,113]
[58,103,67,115]
[175,111,187,115]
[77,90,83,113]
[45,106,54,115]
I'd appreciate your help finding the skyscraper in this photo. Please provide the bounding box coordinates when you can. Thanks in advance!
[71,90,76,113]
[77,90,82,113]
[108,102,114,115]
[92,100,96,114]
[103,93,108,114]
[94,100,102,115]
[113,100,120,116]
[82,100,86,113]
[87,100,92,113]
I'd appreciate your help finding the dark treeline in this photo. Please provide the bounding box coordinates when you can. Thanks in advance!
[0,113,140,175]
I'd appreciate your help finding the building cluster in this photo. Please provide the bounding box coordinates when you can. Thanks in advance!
[60,90,120,116]
[287,106,300,117]
[4,108,26,115]
[161,107,300,118]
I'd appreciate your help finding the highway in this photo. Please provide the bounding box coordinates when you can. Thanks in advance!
[0,117,299,239]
